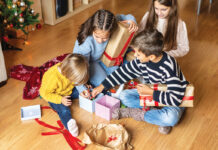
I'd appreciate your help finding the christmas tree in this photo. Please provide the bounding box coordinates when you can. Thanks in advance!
[0,0,40,50]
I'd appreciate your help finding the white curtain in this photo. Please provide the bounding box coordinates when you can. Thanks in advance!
[0,42,7,82]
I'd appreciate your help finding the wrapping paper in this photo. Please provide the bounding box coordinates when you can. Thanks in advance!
[83,123,132,150]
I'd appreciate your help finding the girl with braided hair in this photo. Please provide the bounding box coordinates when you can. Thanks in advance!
[73,9,138,98]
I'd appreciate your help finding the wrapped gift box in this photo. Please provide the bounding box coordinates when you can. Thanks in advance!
[95,95,120,121]
[139,84,194,107]
[79,93,104,113]
[101,22,135,67]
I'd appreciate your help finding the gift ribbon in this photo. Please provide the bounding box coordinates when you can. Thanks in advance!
[103,32,135,66]
[35,106,86,150]
[107,136,117,143]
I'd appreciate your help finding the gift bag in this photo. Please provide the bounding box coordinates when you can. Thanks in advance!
[139,84,194,107]
[101,22,135,67]
[83,123,132,150]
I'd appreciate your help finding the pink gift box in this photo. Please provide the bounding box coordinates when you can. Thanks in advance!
[95,95,120,121]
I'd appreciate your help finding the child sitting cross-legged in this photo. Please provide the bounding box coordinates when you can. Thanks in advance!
[40,54,89,137]
[92,29,189,134]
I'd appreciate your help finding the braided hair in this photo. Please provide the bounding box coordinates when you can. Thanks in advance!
[77,9,117,45]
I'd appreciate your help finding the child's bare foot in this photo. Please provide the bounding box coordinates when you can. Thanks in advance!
[67,119,79,137]
[112,108,145,121]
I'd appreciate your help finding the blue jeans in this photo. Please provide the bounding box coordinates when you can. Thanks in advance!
[76,61,118,93]
[119,89,185,127]
[48,88,78,130]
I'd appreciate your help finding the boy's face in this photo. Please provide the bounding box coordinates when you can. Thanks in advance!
[133,47,155,63]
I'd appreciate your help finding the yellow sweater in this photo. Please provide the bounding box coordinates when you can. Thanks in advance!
[39,63,75,104]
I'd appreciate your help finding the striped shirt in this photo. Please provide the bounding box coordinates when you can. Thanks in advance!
[102,52,189,107]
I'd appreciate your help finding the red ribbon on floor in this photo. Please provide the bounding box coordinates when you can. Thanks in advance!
[103,32,135,66]
[35,106,86,150]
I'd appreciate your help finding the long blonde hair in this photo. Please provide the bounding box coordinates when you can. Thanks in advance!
[59,53,89,85]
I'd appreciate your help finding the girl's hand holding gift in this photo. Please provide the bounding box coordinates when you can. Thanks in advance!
[136,84,154,95]
[120,20,138,33]
[61,96,72,106]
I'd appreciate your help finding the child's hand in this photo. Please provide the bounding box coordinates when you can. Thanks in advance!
[80,89,90,98]
[136,84,154,95]
[92,84,104,98]
[121,20,138,33]
[85,84,92,89]
[61,96,72,106]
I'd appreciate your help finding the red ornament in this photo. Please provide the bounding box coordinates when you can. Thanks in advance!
[3,36,9,42]
[10,24,13,28]
[20,13,23,17]
[36,23,42,30]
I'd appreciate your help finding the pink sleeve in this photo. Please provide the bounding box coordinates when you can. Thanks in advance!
[166,20,190,57]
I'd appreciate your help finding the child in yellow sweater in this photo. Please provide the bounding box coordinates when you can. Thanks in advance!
[40,54,89,137]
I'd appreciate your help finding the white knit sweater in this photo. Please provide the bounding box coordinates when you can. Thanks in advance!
[138,12,189,58]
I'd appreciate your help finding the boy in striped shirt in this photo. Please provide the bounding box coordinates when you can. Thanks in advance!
[92,29,188,134]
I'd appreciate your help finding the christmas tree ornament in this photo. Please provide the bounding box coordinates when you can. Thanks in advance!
[10,24,14,28]
[17,1,20,6]
[12,4,16,8]
[36,23,42,30]
[7,25,10,28]
[20,1,25,7]
[3,36,9,42]
[8,6,11,9]
[21,6,26,11]
[14,12,18,16]
[3,19,7,24]
[20,13,23,17]
[30,9,34,14]
[19,17,24,23]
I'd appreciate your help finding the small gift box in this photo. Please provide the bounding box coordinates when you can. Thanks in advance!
[95,95,120,121]
[101,22,135,67]
[79,93,104,113]
[139,84,194,107]
[21,105,41,121]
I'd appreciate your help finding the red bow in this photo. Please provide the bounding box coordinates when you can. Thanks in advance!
[35,106,86,150]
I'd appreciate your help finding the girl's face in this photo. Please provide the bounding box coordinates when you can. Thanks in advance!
[154,1,171,19]
[93,29,110,43]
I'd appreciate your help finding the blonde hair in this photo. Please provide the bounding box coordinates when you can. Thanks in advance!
[59,53,89,85]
